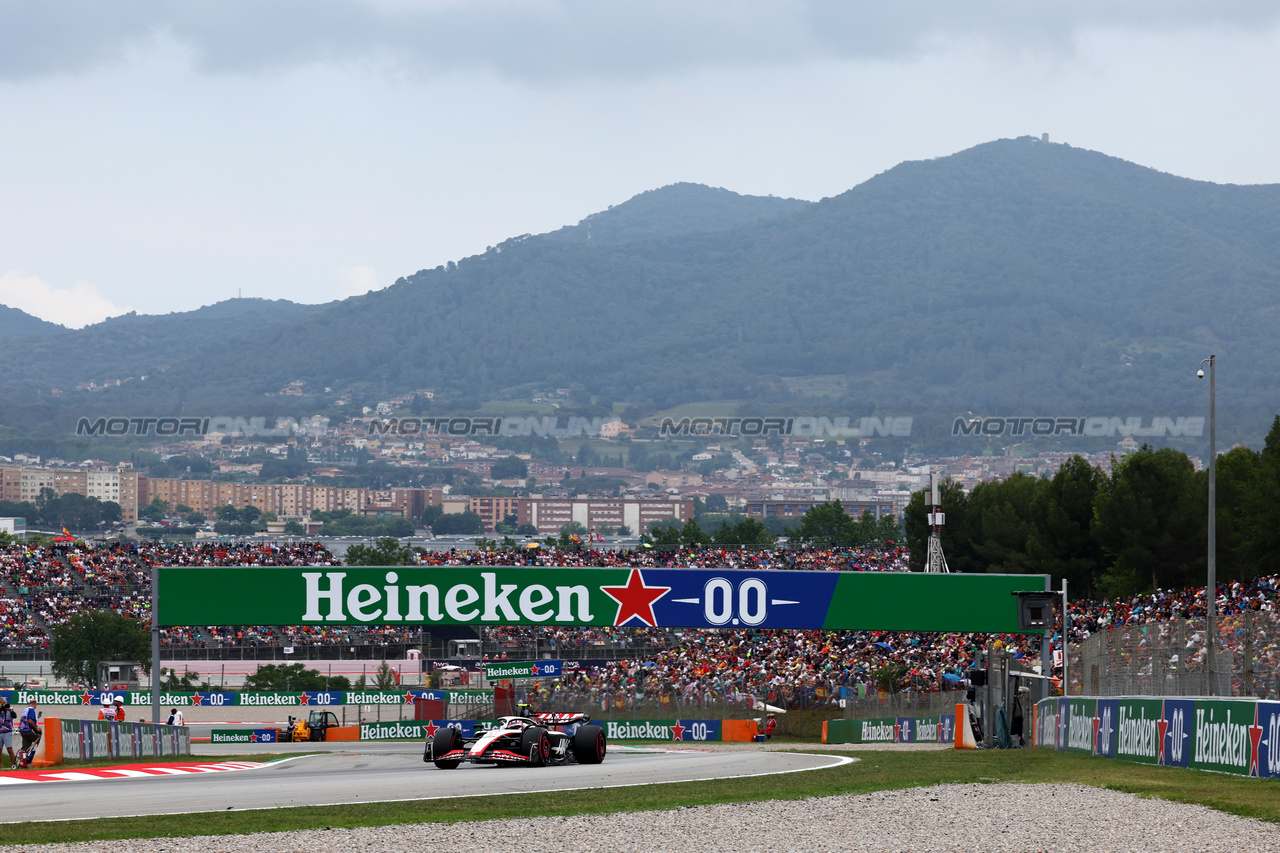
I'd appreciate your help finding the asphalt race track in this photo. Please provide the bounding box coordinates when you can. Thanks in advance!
[7,742,852,823]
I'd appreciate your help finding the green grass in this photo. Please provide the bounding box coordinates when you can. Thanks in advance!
[2,749,1279,845]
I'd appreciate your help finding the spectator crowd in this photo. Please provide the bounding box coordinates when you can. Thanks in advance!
[0,539,1276,703]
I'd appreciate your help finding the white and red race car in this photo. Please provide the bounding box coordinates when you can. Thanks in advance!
[425,712,606,769]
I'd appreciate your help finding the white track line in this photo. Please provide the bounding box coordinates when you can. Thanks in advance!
[16,751,856,823]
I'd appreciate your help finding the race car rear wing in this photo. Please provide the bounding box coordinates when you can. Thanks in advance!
[535,712,591,725]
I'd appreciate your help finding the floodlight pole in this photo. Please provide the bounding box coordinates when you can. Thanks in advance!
[151,564,161,724]
[1200,355,1217,695]
[1041,576,1053,703]
[1060,579,1068,697]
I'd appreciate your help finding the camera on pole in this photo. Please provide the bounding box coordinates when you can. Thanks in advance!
[1011,591,1056,631]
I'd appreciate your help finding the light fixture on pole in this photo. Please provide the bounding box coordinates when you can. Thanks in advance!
[925,469,950,573]
[1198,354,1216,695]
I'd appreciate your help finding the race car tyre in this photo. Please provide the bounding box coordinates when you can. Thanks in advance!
[432,727,463,770]
[571,725,606,764]
[521,726,551,767]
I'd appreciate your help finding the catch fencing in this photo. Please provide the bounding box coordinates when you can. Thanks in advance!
[1068,610,1280,698]
[841,690,966,721]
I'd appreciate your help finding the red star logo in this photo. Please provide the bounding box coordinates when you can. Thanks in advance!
[250,733,260,742]
[403,691,417,704]
[937,721,944,743]
[79,691,93,705]
[1092,716,1100,755]
[894,723,901,742]
[424,721,440,739]
[1249,707,1264,777]
[671,720,686,741]
[1157,706,1170,766]
[601,568,671,627]
[298,693,311,705]
[190,693,204,706]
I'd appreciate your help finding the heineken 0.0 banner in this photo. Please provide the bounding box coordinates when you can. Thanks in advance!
[602,719,723,742]
[1,688,472,707]
[484,660,563,680]
[825,715,957,744]
[157,566,1045,632]
[1036,696,1280,778]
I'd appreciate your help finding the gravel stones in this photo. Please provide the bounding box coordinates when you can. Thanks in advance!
[14,782,1279,853]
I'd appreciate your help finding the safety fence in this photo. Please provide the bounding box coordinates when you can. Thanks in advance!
[840,690,966,720]
[34,718,190,766]
[1068,610,1280,698]
[824,714,956,745]
[1033,695,1280,778]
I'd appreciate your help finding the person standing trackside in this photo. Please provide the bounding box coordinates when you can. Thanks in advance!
[18,699,40,758]
[166,708,184,726]
[0,700,16,769]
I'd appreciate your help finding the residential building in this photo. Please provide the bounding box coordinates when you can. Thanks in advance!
[518,497,693,535]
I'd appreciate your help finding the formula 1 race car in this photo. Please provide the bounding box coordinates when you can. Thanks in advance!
[425,713,606,769]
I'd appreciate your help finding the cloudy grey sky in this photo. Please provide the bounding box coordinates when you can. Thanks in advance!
[3,1,1279,326]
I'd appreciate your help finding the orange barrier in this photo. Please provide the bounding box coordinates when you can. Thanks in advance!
[954,703,977,749]
[325,726,360,742]
[721,719,760,742]
[30,717,61,768]
[821,720,828,744]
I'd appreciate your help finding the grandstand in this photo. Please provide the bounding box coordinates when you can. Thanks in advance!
[3,540,1277,710]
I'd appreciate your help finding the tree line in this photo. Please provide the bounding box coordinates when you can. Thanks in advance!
[904,417,1280,598]
[0,488,122,532]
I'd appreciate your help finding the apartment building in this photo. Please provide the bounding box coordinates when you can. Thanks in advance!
[0,466,142,523]
[469,496,522,532]
[141,479,439,521]
[87,471,141,523]
[518,497,694,535]
[743,498,898,522]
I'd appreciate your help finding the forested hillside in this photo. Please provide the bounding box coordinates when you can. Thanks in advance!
[6,137,1280,442]
[542,182,811,246]
[0,305,63,341]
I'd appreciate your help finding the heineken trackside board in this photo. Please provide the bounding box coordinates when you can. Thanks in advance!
[1037,696,1280,778]
[0,688,488,707]
[157,566,1047,633]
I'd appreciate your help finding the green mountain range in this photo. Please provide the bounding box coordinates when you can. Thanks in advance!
[4,137,1279,444]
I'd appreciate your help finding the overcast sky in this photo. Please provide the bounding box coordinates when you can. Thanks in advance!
[3,1,1279,327]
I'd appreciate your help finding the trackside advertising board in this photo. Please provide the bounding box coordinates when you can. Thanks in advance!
[825,715,956,744]
[603,719,723,742]
[0,688,465,707]
[1035,696,1279,778]
[211,729,278,744]
[484,660,563,680]
[157,566,1046,633]
[361,720,492,741]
